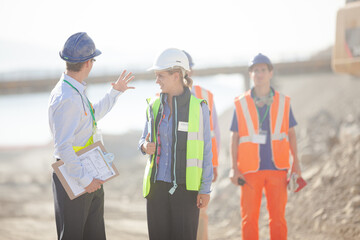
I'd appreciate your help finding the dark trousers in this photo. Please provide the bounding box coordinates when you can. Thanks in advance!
[146,181,200,240]
[52,172,106,240]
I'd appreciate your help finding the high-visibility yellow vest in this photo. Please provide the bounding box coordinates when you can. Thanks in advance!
[192,85,218,167]
[72,136,94,152]
[234,89,291,174]
[143,95,205,197]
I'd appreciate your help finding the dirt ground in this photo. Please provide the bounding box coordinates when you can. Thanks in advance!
[0,71,359,239]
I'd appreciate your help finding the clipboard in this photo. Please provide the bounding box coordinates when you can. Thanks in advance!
[52,141,119,200]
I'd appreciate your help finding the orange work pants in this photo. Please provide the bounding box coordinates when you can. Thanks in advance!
[240,170,288,240]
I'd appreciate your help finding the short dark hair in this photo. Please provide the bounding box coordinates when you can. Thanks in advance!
[66,61,86,72]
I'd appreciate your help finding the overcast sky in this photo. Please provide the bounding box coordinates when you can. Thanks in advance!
[0,0,344,76]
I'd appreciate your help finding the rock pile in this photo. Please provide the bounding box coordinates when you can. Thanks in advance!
[286,110,360,239]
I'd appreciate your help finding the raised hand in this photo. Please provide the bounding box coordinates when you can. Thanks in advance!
[111,70,135,92]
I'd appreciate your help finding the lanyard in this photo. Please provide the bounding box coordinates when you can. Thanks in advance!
[63,80,97,128]
[256,105,270,129]
[255,90,273,130]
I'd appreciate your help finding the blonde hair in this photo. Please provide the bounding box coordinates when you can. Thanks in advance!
[168,67,193,89]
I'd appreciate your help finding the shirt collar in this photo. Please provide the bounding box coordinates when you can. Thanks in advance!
[62,73,87,93]
[251,86,275,98]
[160,87,191,107]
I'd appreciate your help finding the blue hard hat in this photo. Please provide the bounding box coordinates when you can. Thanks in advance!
[59,32,101,63]
[183,50,194,68]
[248,53,272,69]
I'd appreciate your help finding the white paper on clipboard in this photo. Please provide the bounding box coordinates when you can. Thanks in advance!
[52,141,119,200]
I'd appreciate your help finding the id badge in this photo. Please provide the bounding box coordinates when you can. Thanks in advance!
[93,127,104,144]
[178,121,188,132]
[252,130,267,144]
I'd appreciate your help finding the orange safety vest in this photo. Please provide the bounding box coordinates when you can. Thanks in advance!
[234,89,291,174]
[192,85,218,167]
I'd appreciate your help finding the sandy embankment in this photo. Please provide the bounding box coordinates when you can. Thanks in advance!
[0,132,148,240]
[1,72,360,240]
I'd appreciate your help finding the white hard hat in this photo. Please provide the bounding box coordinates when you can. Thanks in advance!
[148,48,190,71]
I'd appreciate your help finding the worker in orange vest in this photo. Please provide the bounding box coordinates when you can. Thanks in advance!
[229,53,302,240]
[183,50,220,240]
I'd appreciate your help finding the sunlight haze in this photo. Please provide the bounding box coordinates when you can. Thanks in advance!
[0,0,344,77]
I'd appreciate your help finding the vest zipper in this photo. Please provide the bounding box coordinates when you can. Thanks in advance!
[169,97,178,195]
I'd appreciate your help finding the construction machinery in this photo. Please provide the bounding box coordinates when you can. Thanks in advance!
[332,0,360,76]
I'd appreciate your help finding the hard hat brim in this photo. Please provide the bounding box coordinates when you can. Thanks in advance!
[147,64,190,72]
[147,65,169,71]
[59,49,102,63]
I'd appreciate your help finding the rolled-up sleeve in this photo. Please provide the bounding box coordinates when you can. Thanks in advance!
[199,103,213,194]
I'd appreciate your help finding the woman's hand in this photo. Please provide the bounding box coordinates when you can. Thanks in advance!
[142,133,156,155]
[197,194,210,208]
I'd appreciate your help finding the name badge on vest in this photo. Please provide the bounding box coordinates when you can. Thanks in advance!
[178,121,189,132]
[252,130,267,144]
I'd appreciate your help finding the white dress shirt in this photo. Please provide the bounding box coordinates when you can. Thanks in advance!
[48,73,122,187]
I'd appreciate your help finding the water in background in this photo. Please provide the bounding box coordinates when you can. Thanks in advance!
[0,74,244,147]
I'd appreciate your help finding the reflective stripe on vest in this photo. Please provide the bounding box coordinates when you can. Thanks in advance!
[234,90,291,174]
[193,85,218,167]
[142,95,205,197]
[72,135,94,152]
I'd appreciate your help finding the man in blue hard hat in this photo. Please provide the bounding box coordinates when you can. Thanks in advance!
[229,53,302,240]
[49,32,135,240]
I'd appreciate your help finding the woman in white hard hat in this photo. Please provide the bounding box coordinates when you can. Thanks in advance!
[138,48,213,240]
